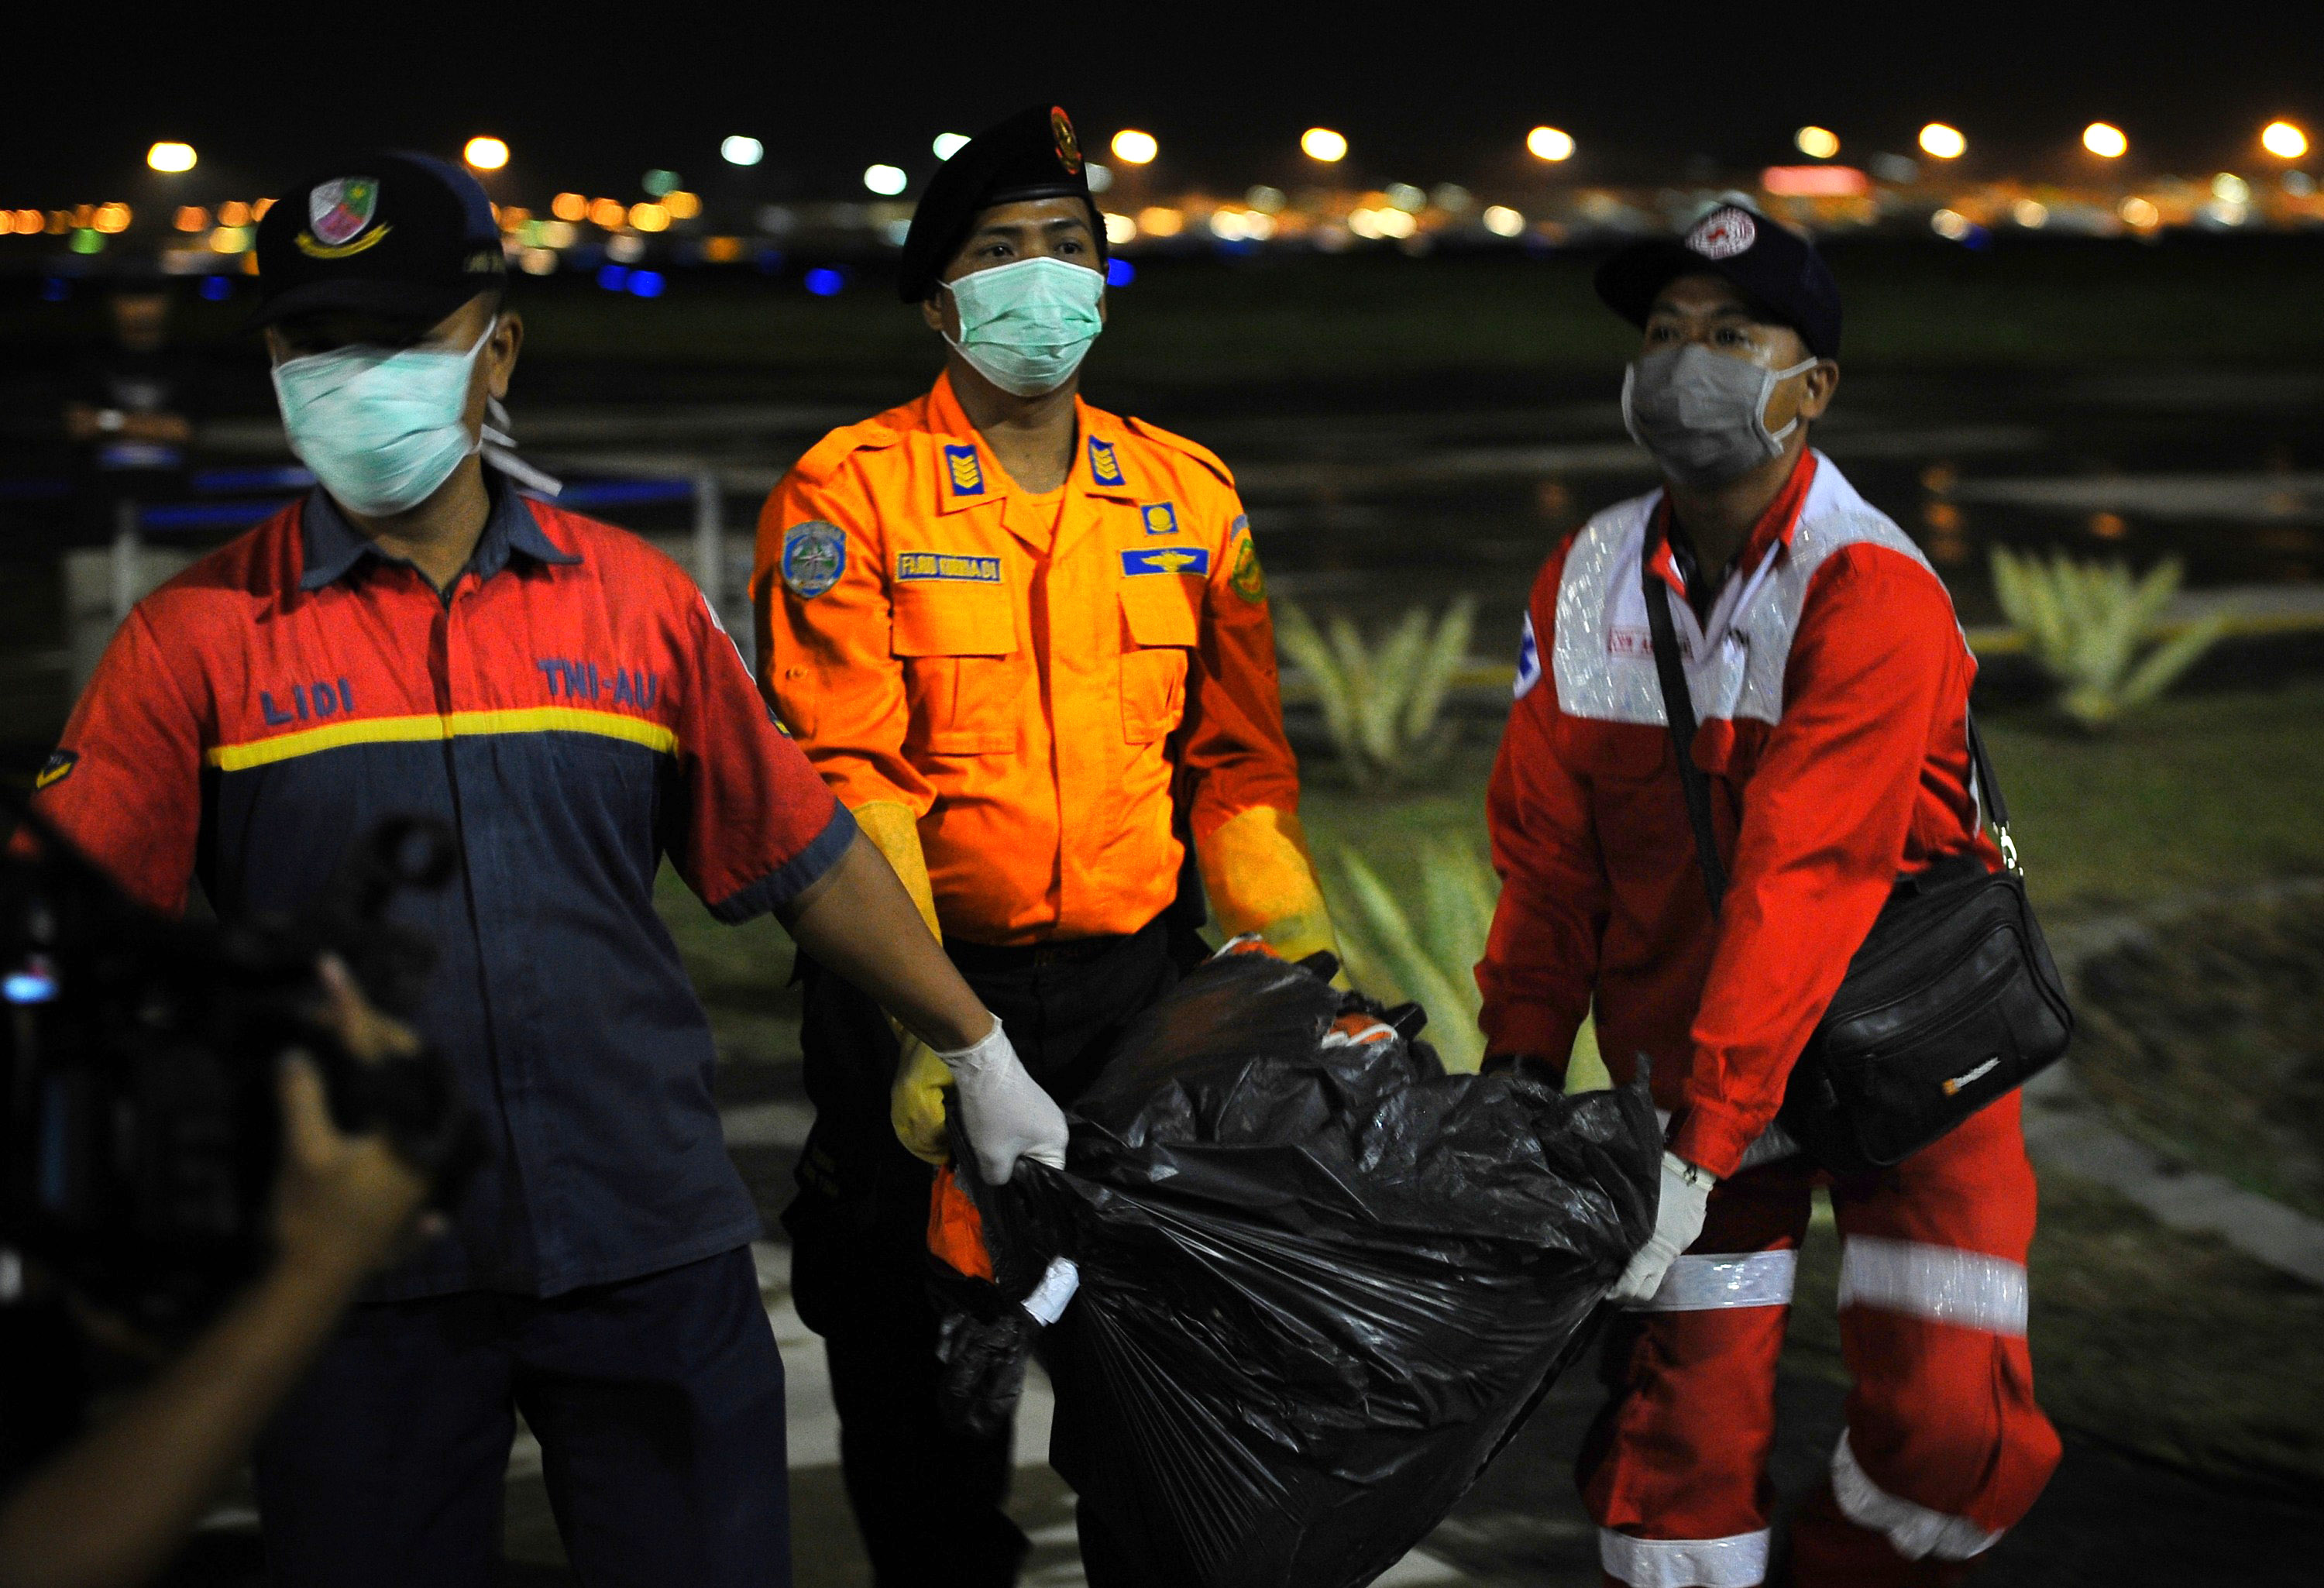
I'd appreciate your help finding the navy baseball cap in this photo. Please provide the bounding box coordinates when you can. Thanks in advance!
[1595,203,1842,360]
[250,152,506,329]
[897,105,1106,303]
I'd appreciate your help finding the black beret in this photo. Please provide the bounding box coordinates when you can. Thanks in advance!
[896,105,1105,302]
[1594,202,1842,360]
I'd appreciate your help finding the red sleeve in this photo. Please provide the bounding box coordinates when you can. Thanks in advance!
[30,605,205,915]
[1476,553,1609,1065]
[670,583,857,921]
[1672,546,1961,1176]
[1181,504,1303,842]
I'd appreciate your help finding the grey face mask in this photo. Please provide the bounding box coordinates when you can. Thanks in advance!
[1621,343,1817,490]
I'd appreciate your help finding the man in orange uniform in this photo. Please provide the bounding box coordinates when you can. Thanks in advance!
[753,105,1335,1585]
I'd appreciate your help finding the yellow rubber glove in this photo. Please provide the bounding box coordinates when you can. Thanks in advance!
[1196,805,1342,974]
[852,801,955,1167]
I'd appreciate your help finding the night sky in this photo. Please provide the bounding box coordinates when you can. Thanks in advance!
[8,3,2322,205]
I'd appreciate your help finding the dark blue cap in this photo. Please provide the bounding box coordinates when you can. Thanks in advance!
[251,151,506,329]
[1596,203,1842,359]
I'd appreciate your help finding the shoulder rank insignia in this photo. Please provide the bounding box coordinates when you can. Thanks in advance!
[1227,517,1266,605]
[1121,546,1211,578]
[1088,437,1126,487]
[943,443,985,496]
[1140,501,1181,536]
[781,521,847,599]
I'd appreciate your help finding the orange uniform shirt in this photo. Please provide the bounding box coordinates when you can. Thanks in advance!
[753,373,1300,944]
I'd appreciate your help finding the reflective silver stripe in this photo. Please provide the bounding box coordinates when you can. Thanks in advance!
[1635,1249,1796,1312]
[1830,1431,2002,1562]
[1838,1236,2027,1336]
[1553,454,1952,730]
[1599,1526,1770,1587]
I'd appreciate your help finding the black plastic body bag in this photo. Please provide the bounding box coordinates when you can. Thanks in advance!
[933,950,1659,1588]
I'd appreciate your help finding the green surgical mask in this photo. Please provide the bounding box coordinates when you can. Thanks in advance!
[943,256,1105,397]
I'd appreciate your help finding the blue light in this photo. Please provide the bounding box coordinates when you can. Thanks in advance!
[1105,257,1135,287]
[199,275,232,302]
[40,278,69,303]
[803,267,844,297]
[596,264,631,292]
[5,971,57,1005]
[755,248,785,275]
[627,270,665,299]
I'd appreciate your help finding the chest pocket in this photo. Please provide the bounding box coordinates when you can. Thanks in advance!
[892,576,1021,754]
[1117,575,1198,744]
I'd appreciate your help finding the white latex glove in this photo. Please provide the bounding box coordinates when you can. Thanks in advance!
[937,1017,1068,1184]
[1610,1151,1717,1306]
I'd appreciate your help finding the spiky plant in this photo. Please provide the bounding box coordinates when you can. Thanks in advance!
[1276,596,1476,786]
[1989,548,2230,730]
[1327,836,1602,1083]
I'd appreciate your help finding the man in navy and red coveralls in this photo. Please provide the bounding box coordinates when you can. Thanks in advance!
[31,153,1067,1588]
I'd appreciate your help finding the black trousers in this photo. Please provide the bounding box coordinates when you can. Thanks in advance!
[253,1247,788,1587]
[784,918,1181,1588]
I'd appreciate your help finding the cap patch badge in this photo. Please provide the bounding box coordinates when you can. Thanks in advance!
[298,176,390,259]
[944,443,985,496]
[1140,501,1180,536]
[1686,207,1756,260]
[1088,437,1125,487]
[1050,107,1084,176]
[781,521,847,600]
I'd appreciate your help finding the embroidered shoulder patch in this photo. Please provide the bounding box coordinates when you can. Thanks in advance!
[1089,437,1126,486]
[1513,612,1542,699]
[1227,517,1266,605]
[35,748,76,789]
[944,444,985,496]
[781,521,847,599]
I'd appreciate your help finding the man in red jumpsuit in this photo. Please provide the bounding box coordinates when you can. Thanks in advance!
[1476,204,2060,1586]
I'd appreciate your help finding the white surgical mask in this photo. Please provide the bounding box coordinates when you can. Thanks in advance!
[1621,343,1817,490]
[272,322,493,517]
[943,256,1105,397]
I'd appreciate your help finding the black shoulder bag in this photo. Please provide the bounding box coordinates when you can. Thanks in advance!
[1641,542,2074,1175]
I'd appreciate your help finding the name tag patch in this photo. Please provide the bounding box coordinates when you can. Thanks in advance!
[898,551,1002,583]
[1120,547,1210,577]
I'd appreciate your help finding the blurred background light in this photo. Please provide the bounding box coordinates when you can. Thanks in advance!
[642,169,679,197]
[589,198,627,229]
[208,225,250,253]
[627,270,665,298]
[2261,120,2309,160]
[146,142,196,173]
[721,136,765,167]
[932,132,970,160]
[1384,183,1426,212]
[1930,208,1972,241]
[174,205,208,233]
[2212,172,2250,203]
[199,275,231,301]
[1918,122,1967,160]
[1247,185,1286,213]
[803,266,844,297]
[2083,122,2128,159]
[217,200,249,227]
[662,191,701,220]
[70,229,101,255]
[1301,127,1348,163]
[2013,198,2051,229]
[253,197,273,219]
[1762,165,1868,197]
[519,247,558,276]
[862,164,906,196]
[629,202,670,232]
[1526,125,1576,162]
[1111,129,1158,165]
[596,264,629,292]
[1136,206,1184,237]
[2119,195,2161,228]
[1105,257,1134,287]
[1103,212,1137,245]
[1794,125,1841,159]
[1481,205,1525,237]
[464,136,509,171]
[606,233,645,263]
[1086,163,1113,193]
[552,192,588,222]
[91,203,130,233]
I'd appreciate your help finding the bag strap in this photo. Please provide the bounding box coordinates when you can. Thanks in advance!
[1641,528,1729,914]
[1640,522,2026,901]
